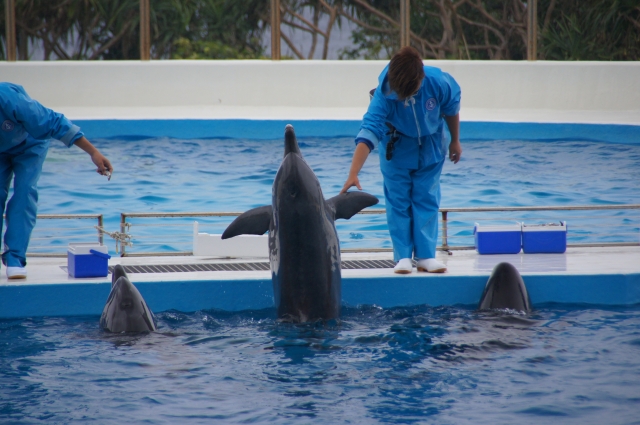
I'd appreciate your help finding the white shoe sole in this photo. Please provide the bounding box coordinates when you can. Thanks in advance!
[394,268,412,274]
[417,266,447,274]
[8,274,27,279]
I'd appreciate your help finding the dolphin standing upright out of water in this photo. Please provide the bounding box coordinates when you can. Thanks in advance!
[222,124,379,322]
[100,264,157,332]
[478,262,531,312]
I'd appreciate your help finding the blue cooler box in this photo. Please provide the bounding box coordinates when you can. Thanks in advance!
[68,243,111,277]
[474,223,522,254]
[522,222,567,253]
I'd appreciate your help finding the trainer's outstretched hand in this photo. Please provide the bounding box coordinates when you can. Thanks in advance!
[91,151,113,176]
[340,175,362,194]
[74,136,114,179]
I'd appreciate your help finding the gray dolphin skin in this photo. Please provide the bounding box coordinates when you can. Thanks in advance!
[100,264,157,332]
[222,124,379,322]
[478,262,532,312]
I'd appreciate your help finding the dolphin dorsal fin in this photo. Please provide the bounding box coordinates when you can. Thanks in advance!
[326,191,379,220]
[284,124,301,157]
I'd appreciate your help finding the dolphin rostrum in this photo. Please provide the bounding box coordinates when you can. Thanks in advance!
[222,124,379,322]
[100,264,157,332]
[478,262,531,312]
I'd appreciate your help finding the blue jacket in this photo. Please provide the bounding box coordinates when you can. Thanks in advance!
[0,82,84,153]
[356,65,461,169]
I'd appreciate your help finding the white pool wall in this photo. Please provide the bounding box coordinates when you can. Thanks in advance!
[1,60,639,124]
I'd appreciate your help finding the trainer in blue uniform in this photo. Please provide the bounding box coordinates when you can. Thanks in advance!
[0,82,113,279]
[340,47,461,274]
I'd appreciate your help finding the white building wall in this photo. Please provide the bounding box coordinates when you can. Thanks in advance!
[1,60,638,124]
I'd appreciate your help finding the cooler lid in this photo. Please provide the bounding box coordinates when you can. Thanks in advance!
[522,221,566,232]
[68,243,109,255]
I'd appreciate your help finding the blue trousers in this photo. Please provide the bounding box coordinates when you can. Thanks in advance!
[381,157,444,262]
[0,137,49,267]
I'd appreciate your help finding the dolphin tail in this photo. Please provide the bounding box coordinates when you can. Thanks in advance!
[284,124,301,157]
[111,264,128,288]
[222,205,273,239]
[326,191,379,220]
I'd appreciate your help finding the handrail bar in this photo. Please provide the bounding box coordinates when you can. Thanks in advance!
[120,204,640,219]
[116,204,640,256]
[439,205,640,212]
[35,214,104,219]
[27,214,104,247]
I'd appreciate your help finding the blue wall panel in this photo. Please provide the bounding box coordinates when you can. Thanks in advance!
[1,273,638,319]
[75,119,640,145]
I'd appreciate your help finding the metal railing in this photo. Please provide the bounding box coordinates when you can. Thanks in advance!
[118,211,242,256]
[25,214,104,257]
[108,204,640,257]
[439,204,640,251]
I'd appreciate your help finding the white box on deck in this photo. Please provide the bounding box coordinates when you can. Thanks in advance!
[192,221,268,258]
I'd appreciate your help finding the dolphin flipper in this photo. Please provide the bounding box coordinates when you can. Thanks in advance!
[111,264,128,288]
[222,205,273,239]
[327,192,379,220]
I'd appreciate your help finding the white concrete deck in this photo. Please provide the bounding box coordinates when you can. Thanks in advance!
[4,246,639,287]
[1,247,638,319]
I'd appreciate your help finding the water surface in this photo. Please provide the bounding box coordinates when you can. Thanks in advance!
[1,305,639,424]
[33,138,640,253]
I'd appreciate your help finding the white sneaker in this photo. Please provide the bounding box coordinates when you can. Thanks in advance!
[393,258,413,274]
[7,266,27,279]
[416,258,447,273]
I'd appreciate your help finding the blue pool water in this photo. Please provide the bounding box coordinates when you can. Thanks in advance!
[34,137,640,253]
[4,136,640,423]
[1,305,639,424]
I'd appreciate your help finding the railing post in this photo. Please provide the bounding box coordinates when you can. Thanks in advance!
[120,213,127,256]
[270,0,281,60]
[140,0,150,60]
[441,210,448,250]
[527,0,537,61]
[400,0,410,48]
[98,215,104,246]
[4,0,16,61]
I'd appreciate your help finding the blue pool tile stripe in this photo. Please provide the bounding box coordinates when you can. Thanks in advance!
[462,122,640,145]
[1,273,639,318]
[74,120,640,145]
[75,119,362,140]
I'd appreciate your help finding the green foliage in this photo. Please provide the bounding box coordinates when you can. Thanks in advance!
[339,0,638,61]
[169,0,268,59]
[539,0,640,60]
[172,37,265,59]
[1,0,638,60]
[0,0,268,60]
[338,1,399,60]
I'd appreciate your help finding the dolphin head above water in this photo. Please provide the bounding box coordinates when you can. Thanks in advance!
[283,124,301,156]
[478,262,531,312]
[222,124,379,322]
[100,264,157,333]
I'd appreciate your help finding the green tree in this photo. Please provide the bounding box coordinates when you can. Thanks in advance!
[1,0,638,61]
[0,0,268,60]
[539,0,640,60]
